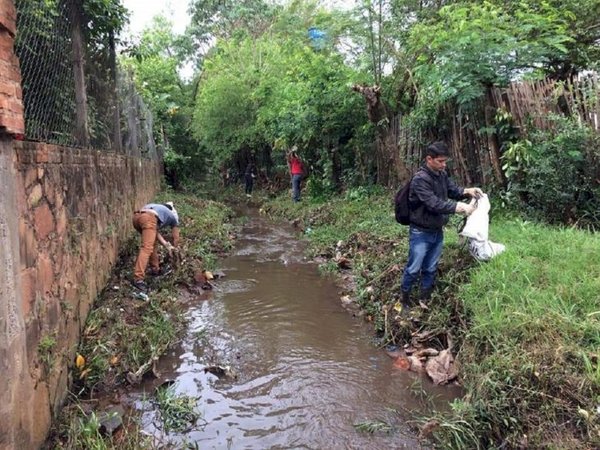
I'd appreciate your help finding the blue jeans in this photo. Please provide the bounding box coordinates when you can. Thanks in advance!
[291,174,302,202]
[401,226,444,293]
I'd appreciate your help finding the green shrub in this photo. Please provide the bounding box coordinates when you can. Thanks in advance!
[502,115,600,228]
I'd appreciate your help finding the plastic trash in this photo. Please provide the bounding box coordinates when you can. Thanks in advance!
[132,291,149,301]
[460,194,506,261]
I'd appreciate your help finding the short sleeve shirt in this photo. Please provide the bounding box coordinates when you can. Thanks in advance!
[143,203,179,229]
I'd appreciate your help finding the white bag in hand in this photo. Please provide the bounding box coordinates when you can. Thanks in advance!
[460,194,506,261]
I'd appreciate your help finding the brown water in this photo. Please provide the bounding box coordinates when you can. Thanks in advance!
[128,207,460,449]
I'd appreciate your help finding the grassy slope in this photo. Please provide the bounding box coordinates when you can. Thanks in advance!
[264,191,600,449]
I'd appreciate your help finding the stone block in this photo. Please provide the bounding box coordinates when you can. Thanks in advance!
[48,146,62,164]
[46,298,60,330]
[35,145,49,163]
[43,175,56,206]
[37,253,54,297]
[20,267,37,319]
[0,79,14,96]
[55,207,67,236]
[33,202,54,240]
[16,146,33,164]
[0,0,17,35]
[18,218,36,269]
[23,167,37,188]
[27,183,42,208]
[0,109,24,134]
[28,380,51,445]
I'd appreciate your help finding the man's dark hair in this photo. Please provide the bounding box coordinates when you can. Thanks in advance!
[425,141,449,158]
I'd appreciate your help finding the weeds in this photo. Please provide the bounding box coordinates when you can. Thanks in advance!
[50,401,151,450]
[69,411,108,450]
[39,334,57,371]
[353,419,392,434]
[155,384,200,433]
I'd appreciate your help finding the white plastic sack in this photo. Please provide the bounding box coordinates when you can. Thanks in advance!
[460,194,506,261]
[467,239,506,262]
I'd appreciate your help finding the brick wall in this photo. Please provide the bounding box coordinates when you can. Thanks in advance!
[0,141,161,449]
[0,0,24,136]
[0,3,163,446]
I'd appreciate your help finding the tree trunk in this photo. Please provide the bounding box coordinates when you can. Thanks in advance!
[69,0,89,147]
[352,84,408,187]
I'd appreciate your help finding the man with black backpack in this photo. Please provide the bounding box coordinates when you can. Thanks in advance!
[400,142,482,309]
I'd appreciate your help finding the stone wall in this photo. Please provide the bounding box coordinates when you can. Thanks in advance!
[0,2,163,447]
[0,141,161,449]
[0,0,24,136]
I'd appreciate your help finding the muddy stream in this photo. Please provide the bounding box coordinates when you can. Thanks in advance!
[125,206,461,449]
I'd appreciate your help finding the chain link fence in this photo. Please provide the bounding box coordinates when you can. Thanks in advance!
[14,0,158,159]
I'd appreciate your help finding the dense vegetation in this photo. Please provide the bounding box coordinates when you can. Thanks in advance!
[122,0,599,225]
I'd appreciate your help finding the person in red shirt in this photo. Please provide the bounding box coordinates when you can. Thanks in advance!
[287,147,305,202]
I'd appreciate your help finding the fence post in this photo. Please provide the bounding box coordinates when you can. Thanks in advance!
[69,0,90,147]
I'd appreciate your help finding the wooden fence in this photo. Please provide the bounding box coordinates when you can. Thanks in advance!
[393,74,600,187]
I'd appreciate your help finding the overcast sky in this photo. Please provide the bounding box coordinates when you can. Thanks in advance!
[122,0,192,36]
[122,0,356,37]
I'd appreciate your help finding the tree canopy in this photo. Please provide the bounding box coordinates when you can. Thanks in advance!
[120,0,600,190]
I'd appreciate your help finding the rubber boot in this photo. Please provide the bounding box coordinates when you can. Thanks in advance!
[401,290,412,308]
[419,287,433,309]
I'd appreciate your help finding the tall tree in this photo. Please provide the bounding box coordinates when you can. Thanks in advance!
[122,15,200,185]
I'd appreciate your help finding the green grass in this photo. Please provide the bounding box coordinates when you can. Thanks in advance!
[264,192,600,449]
[155,384,200,433]
[39,334,57,371]
[447,219,600,448]
[353,419,393,434]
[51,402,151,450]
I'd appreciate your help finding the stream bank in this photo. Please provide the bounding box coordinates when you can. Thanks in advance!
[46,193,461,449]
[263,189,600,448]
[45,193,236,449]
[111,203,461,449]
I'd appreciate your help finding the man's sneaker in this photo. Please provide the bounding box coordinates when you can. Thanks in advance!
[132,280,148,293]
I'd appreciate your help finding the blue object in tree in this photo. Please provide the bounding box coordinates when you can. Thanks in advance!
[308,27,327,50]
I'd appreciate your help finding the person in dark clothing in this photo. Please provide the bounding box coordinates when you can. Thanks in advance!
[401,142,482,308]
[244,162,256,196]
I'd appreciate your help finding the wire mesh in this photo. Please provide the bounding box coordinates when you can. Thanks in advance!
[15,0,77,146]
[14,0,158,158]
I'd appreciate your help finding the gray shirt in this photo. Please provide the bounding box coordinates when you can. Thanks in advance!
[143,203,179,229]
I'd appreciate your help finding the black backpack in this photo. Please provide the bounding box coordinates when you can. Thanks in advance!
[394,177,413,225]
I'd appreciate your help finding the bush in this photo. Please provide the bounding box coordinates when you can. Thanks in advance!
[502,115,600,228]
